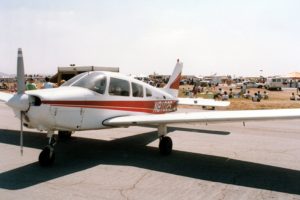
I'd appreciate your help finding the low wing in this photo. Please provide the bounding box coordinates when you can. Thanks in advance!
[0,92,13,102]
[103,108,300,126]
[177,97,230,107]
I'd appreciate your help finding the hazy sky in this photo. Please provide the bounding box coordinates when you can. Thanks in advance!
[0,0,300,76]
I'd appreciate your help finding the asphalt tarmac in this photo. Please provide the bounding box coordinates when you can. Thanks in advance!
[0,102,300,200]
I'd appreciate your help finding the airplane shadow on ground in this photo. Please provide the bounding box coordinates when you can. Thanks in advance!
[0,129,299,195]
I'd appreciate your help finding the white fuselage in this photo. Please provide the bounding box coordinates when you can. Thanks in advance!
[21,71,178,131]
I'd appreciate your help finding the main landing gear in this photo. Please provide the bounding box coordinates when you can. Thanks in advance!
[37,125,173,166]
[39,131,56,166]
[158,125,173,155]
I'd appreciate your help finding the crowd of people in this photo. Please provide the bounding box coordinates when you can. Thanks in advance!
[214,88,268,102]
[186,81,300,103]
[242,90,269,102]
[4,77,60,92]
[187,83,269,102]
[25,77,57,90]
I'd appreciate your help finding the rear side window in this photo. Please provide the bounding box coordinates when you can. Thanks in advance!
[132,82,144,97]
[109,77,130,96]
[146,88,152,97]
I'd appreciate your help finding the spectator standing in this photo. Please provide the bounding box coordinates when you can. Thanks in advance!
[42,77,55,89]
[26,78,37,90]
[289,80,293,88]
[193,85,197,97]
[228,88,233,98]
[241,83,247,95]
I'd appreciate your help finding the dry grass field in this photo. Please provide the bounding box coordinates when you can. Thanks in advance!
[179,85,300,110]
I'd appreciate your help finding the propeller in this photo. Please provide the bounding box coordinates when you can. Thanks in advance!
[3,49,31,156]
[17,48,26,156]
[12,48,27,156]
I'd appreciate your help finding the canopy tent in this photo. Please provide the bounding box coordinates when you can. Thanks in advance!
[286,72,300,79]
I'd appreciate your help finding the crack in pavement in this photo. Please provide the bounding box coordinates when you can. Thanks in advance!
[119,172,150,200]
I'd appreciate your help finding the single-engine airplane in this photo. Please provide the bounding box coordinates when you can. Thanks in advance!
[1,48,300,167]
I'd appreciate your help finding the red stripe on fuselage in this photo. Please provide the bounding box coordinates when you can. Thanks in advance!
[42,100,178,114]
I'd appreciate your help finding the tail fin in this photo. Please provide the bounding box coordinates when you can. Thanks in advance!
[17,48,25,94]
[163,59,183,97]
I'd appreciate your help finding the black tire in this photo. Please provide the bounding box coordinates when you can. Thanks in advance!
[159,136,173,155]
[39,146,55,167]
[58,131,72,140]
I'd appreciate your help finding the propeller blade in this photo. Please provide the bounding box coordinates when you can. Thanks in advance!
[17,48,25,94]
[16,48,26,156]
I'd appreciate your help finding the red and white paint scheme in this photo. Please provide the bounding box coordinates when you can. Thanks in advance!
[1,49,300,166]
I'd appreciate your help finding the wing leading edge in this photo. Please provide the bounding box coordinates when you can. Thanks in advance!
[103,108,300,126]
[0,92,13,102]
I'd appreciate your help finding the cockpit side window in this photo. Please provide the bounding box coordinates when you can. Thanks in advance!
[93,76,107,94]
[132,82,144,97]
[109,77,130,96]
[72,73,107,94]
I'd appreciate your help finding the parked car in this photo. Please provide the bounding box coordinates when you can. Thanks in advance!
[264,77,286,90]
[236,81,264,89]
[180,79,188,85]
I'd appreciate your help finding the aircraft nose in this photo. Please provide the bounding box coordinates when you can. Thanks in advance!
[6,94,30,111]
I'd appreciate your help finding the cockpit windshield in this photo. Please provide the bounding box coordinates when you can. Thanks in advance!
[61,73,87,86]
[62,72,107,94]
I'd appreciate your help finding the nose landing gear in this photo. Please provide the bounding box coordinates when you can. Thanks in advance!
[39,132,56,167]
